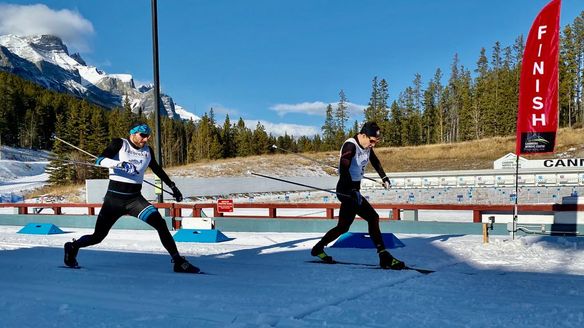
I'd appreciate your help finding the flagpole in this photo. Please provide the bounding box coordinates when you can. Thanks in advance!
[513,154,520,240]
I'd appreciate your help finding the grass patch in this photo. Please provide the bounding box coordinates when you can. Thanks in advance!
[25,184,85,202]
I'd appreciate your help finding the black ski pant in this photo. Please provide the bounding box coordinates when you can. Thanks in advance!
[315,194,385,251]
[75,191,179,257]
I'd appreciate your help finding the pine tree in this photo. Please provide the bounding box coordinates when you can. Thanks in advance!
[334,90,349,145]
[276,132,295,152]
[47,113,75,185]
[312,134,323,152]
[234,118,252,157]
[399,86,421,145]
[196,114,212,159]
[108,109,129,139]
[85,108,109,179]
[185,119,197,163]
[364,76,380,122]
[296,135,313,152]
[411,73,423,144]
[490,42,503,136]
[321,104,336,150]
[499,46,518,134]
[422,70,442,144]
[474,47,491,137]
[510,36,524,129]
[35,92,58,149]
[0,73,15,146]
[560,25,578,126]
[377,79,391,142]
[444,54,461,142]
[209,134,222,160]
[252,122,270,155]
[572,12,584,124]
[221,114,235,158]
[349,120,359,136]
[457,67,474,141]
[364,77,390,145]
[388,101,403,146]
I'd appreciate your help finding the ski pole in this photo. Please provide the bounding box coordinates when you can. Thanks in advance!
[54,136,98,159]
[250,171,351,197]
[53,136,175,196]
[270,145,386,187]
[47,157,104,168]
[270,144,335,169]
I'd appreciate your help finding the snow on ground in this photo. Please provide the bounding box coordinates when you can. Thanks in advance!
[0,170,49,195]
[2,147,584,327]
[0,227,583,328]
[0,146,50,196]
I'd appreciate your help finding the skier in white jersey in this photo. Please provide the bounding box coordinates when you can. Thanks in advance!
[311,122,405,270]
[64,123,199,273]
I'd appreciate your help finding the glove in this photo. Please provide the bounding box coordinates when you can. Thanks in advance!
[351,189,362,206]
[169,182,183,202]
[116,161,138,175]
[382,176,391,190]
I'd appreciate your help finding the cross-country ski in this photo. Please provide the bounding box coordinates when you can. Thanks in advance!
[306,259,435,274]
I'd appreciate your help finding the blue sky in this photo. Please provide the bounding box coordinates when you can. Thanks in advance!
[0,0,582,136]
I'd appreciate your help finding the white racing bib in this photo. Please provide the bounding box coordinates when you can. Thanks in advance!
[340,138,370,182]
[109,139,151,184]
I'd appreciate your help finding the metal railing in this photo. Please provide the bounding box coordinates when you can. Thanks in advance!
[2,202,583,223]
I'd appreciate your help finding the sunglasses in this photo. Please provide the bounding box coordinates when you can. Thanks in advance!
[368,137,379,144]
[139,133,151,138]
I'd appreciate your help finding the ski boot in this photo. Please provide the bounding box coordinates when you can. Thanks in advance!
[311,245,334,263]
[64,240,79,268]
[172,256,200,274]
[378,249,405,270]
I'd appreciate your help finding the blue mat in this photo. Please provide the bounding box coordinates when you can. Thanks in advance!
[173,229,231,243]
[331,232,405,249]
[18,223,64,235]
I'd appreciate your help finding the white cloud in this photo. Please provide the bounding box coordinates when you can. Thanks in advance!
[243,120,319,138]
[208,103,239,117]
[270,101,366,117]
[95,59,112,68]
[0,4,94,53]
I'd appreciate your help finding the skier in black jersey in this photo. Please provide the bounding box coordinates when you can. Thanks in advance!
[311,122,405,270]
[63,123,199,273]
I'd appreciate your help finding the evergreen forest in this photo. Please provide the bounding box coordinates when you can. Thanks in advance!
[0,12,582,185]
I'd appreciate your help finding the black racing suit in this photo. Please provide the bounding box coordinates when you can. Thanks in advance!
[73,138,180,258]
[315,136,388,251]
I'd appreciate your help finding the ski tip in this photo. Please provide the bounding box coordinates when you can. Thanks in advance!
[306,259,337,265]
[405,266,435,274]
[174,269,212,275]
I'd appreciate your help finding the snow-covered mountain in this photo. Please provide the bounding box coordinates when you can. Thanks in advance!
[0,34,199,121]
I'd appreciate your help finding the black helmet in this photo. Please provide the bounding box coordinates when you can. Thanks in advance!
[360,122,381,138]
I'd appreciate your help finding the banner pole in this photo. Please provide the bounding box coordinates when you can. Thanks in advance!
[513,154,520,240]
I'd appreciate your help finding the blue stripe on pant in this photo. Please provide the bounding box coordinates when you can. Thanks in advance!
[138,205,157,222]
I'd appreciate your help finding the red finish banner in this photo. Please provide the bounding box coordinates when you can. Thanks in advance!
[516,0,561,155]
